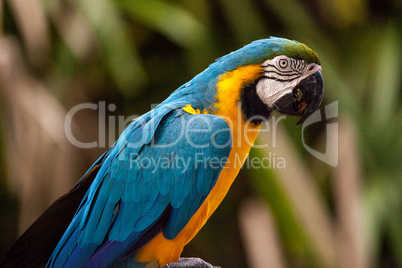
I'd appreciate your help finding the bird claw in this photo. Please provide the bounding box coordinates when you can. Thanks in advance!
[163,257,220,268]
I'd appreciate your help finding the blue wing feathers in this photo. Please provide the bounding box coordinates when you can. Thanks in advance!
[163,187,205,240]
[134,196,169,232]
[159,171,171,195]
[48,107,232,267]
[52,222,80,267]
[196,164,207,195]
[183,171,196,198]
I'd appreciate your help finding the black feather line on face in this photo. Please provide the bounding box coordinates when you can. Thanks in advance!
[240,77,272,125]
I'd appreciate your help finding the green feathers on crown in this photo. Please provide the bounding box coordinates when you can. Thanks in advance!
[215,37,320,71]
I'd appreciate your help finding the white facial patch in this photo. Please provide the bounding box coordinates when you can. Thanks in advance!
[256,78,297,107]
[256,57,320,108]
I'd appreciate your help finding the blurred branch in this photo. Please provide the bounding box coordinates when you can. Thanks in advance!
[0,37,82,233]
[333,119,367,268]
[45,0,96,60]
[6,0,50,67]
[239,198,286,268]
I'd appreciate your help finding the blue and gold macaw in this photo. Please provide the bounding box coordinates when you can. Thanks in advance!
[3,37,323,268]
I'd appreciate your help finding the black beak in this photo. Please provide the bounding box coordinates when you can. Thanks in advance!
[272,71,324,125]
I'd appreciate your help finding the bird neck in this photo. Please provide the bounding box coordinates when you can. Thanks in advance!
[213,64,264,119]
[211,64,266,147]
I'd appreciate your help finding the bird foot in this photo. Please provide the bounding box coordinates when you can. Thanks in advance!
[163,257,219,268]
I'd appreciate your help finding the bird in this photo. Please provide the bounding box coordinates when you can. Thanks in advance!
[2,37,324,268]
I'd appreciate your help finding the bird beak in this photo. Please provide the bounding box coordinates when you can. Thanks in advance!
[272,71,324,125]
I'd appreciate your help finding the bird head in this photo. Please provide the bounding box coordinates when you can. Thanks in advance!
[256,53,323,125]
[215,37,324,125]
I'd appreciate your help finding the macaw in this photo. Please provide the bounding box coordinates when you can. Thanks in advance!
[2,37,323,268]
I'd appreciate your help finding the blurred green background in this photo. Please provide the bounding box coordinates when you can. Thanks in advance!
[0,0,401,267]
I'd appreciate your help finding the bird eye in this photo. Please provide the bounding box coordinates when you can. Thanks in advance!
[279,59,288,68]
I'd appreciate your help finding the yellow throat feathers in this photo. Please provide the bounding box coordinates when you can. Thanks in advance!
[214,63,264,124]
